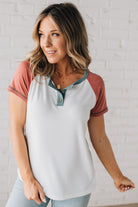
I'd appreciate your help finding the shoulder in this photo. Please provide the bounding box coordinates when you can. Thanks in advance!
[10,60,33,88]
[7,60,33,102]
[88,70,108,116]
[16,60,31,73]
[14,60,33,80]
[87,70,105,87]
[20,60,30,66]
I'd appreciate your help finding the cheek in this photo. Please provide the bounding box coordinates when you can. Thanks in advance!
[63,42,67,53]
[39,37,48,49]
[58,41,67,54]
[54,36,67,52]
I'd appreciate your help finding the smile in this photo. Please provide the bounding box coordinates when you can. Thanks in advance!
[46,51,56,54]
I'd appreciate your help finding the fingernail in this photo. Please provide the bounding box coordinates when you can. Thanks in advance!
[42,198,46,203]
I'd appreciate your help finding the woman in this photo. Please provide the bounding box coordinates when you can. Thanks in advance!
[6,3,135,207]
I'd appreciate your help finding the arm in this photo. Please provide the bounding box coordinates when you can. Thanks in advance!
[8,92,46,204]
[88,115,135,192]
[9,92,33,181]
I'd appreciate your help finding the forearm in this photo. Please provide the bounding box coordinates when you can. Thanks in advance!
[10,127,34,182]
[92,135,123,180]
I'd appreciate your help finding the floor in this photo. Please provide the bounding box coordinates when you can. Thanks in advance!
[98,204,138,207]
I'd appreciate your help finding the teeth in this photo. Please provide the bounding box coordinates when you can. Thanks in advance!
[48,51,55,54]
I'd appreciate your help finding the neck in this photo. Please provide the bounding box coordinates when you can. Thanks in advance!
[55,57,75,76]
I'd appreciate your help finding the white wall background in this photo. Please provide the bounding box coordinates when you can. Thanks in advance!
[0,0,138,206]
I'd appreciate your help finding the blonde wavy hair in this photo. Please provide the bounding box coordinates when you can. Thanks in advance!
[26,2,92,78]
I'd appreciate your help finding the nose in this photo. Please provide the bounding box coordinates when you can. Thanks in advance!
[44,35,52,47]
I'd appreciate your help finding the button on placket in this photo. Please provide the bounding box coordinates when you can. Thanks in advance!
[57,91,64,106]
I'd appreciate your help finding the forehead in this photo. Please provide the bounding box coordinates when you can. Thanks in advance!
[39,15,60,31]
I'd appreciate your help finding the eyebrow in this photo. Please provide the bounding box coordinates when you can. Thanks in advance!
[38,29,58,32]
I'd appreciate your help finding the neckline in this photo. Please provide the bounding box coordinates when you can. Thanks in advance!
[48,69,89,90]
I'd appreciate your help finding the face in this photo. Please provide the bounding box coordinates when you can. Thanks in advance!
[39,15,68,64]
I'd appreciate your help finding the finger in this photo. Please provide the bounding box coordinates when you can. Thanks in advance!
[38,186,46,203]
[118,185,125,192]
[121,185,133,191]
[127,186,134,190]
[130,182,135,188]
[122,185,128,191]
[34,195,42,205]
[124,179,135,188]
[120,185,126,192]
[32,193,42,205]
[39,193,46,203]
[125,184,135,189]
[121,187,125,191]
[128,185,135,190]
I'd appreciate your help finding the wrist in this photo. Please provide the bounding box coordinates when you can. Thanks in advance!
[112,172,124,182]
[21,171,34,183]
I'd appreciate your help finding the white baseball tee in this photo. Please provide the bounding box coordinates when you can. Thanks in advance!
[7,60,108,200]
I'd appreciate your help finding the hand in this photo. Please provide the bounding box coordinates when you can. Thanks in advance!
[114,175,135,192]
[23,177,47,204]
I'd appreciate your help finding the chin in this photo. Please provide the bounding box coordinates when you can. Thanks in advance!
[46,54,68,64]
[46,59,58,64]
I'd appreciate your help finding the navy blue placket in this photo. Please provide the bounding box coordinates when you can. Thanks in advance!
[48,69,88,106]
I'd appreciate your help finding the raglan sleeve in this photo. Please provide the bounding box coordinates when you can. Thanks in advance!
[90,76,108,117]
[7,61,32,102]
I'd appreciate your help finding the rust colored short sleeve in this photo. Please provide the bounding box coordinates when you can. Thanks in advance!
[88,73,108,117]
[7,60,32,102]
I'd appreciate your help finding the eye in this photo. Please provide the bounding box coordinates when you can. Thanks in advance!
[38,33,44,37]
[52,33,59,36]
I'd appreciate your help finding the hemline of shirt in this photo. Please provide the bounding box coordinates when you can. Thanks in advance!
[17,168,96,200]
